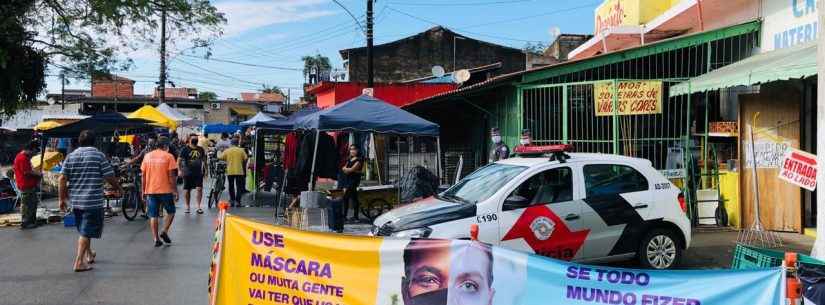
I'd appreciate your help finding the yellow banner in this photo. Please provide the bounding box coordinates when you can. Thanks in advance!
[211,215,382,305]
[594,0,679,33]
[593,80,663,116]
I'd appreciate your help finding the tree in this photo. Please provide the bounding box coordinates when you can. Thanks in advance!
[301,54,331,83]
[261,85,284,96]
[523,42,548,55]
[0,0,226,115]
[198,91,217,101]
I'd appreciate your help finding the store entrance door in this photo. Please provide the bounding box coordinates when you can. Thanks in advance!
[739,85,802,233]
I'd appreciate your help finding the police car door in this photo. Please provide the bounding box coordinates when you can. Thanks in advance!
[578,163,653,260]
[497,165,587,261]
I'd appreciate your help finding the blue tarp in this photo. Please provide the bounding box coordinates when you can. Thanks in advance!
[293,95,439,136]
[203,124,242,135]
[240,112,285,127]
[257,105,320,131]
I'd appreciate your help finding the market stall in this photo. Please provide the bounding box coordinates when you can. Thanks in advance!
[202,124,242,135]
[291,95,440,222]
[240,112,288,204]
[128,105,177,130]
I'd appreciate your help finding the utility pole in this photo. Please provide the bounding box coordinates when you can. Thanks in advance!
[158,5,168,105]
[60,73,65,110]
[366,0,374,88]
[812,0,825,259]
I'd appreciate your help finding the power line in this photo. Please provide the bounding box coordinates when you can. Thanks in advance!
[179,54,302,71]
[387,0,532,6]
[331,0,366,33]
[387,7,548,43]
[174,59,267,86]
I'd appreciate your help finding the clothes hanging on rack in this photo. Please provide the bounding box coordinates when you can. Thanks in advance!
[296,131,339,180]
[282,133,299,170]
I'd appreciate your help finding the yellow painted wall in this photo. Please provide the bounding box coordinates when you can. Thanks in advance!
[719,170,741,229]
[595,0,679,33]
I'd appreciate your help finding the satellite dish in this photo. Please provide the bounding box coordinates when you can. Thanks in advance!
[549,26,561,39]
[431,65,446,78]
[453,69,471,83]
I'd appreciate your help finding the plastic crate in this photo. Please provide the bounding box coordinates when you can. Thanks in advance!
[0,197,15,214]
[731,244,825,269]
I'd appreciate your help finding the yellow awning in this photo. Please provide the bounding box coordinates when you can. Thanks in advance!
[229,106,257,117]
[128,105,177,130]
[34,121,62,131]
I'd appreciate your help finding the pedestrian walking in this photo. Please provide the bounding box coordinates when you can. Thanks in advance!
[141,136,179,247]
[179,135,207,214]
[14,140,41,230]
[215,133,231,153]
[58,130,122,272]
[219,138,247,207]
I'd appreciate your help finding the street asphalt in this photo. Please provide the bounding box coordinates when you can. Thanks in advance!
[0,190,817,304]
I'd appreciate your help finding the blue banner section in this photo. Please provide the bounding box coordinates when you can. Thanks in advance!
[520,248,784,305]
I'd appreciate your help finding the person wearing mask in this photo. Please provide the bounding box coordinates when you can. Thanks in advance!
[514,129,533,153]
[141,136,179,247]
[340,145,363,224]
[488,127,509,163]
[179,135,207,214]
[59,130,122,272]
[13,140,41,230]
[215,133,231,153]
[219,138,248,207]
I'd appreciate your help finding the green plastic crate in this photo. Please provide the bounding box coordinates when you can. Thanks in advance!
[731,244,825,269]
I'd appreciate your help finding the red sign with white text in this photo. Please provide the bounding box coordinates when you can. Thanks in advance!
[778,148,818,191]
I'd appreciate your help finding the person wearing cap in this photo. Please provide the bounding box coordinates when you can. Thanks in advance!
[514,129,533,153]
[488,127,510,163]
[141,136,179,247]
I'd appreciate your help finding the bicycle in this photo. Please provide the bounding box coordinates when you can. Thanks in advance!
[207,161,226,209]
[120,163,145,221]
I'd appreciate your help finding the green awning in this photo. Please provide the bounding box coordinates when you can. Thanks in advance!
[670,41,817,97]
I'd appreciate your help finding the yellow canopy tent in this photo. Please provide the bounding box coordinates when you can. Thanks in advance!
[128,105,177,130]
[34,121,62,131]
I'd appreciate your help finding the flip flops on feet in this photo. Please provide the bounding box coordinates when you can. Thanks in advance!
[196,209,204,214]
[74,266,93,272]
[154,240,163,247]
[87,251,96,264]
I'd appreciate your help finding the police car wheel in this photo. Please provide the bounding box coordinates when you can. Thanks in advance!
[638,229,681,270]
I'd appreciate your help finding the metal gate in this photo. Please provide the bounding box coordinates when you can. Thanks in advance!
[520,79,691,169]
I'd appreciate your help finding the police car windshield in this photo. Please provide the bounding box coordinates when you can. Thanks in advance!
[440,163,527,204]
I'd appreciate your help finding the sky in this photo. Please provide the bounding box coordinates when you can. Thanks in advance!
[44,0,601,101]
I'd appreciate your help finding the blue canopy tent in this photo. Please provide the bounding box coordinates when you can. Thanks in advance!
[202,123,242,135]
[240,112,286,127]
[293,95,441,190]
[256,105,319,131]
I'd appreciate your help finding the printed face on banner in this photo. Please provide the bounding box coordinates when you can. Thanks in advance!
[400,240,497,305]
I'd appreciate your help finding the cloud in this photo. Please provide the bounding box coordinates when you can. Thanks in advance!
[216,0,338,37]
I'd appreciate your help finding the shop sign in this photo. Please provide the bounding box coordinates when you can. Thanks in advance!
[743,140,792,169]
[210,214,785,305]
[761,0,819,52]
[594,0,677,33]
[778,148,817,191]
[594,80,663,116]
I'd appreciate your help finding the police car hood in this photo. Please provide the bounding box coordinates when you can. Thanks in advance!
[373,196,476,232]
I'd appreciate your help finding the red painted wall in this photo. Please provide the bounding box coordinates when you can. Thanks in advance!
[311,82,456,109]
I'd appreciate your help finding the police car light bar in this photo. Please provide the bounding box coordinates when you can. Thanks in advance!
[514,144,573,155]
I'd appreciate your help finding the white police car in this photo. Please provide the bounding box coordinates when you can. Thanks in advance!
[372,145,691,269]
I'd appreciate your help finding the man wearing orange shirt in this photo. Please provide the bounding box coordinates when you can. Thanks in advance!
[141,136,179,247]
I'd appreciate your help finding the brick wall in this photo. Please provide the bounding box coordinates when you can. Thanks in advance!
[91,80,134,97]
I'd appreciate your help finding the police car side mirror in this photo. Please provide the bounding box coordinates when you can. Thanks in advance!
[503,195,529,211]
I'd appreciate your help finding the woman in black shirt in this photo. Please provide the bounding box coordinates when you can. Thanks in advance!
[340,145,363,223]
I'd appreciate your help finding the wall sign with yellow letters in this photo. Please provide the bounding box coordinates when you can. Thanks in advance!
[594,80,663,116]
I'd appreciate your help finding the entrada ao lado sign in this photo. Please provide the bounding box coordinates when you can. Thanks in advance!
[778,148,818,191]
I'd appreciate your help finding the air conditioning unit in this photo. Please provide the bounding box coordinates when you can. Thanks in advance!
[211,103,221,110]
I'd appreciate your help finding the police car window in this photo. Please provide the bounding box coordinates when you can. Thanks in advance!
[441,163,527,204]
[583,164,648,197]
[505,167,572,210]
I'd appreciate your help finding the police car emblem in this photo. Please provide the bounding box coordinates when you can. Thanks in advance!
[530,216,555,240]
